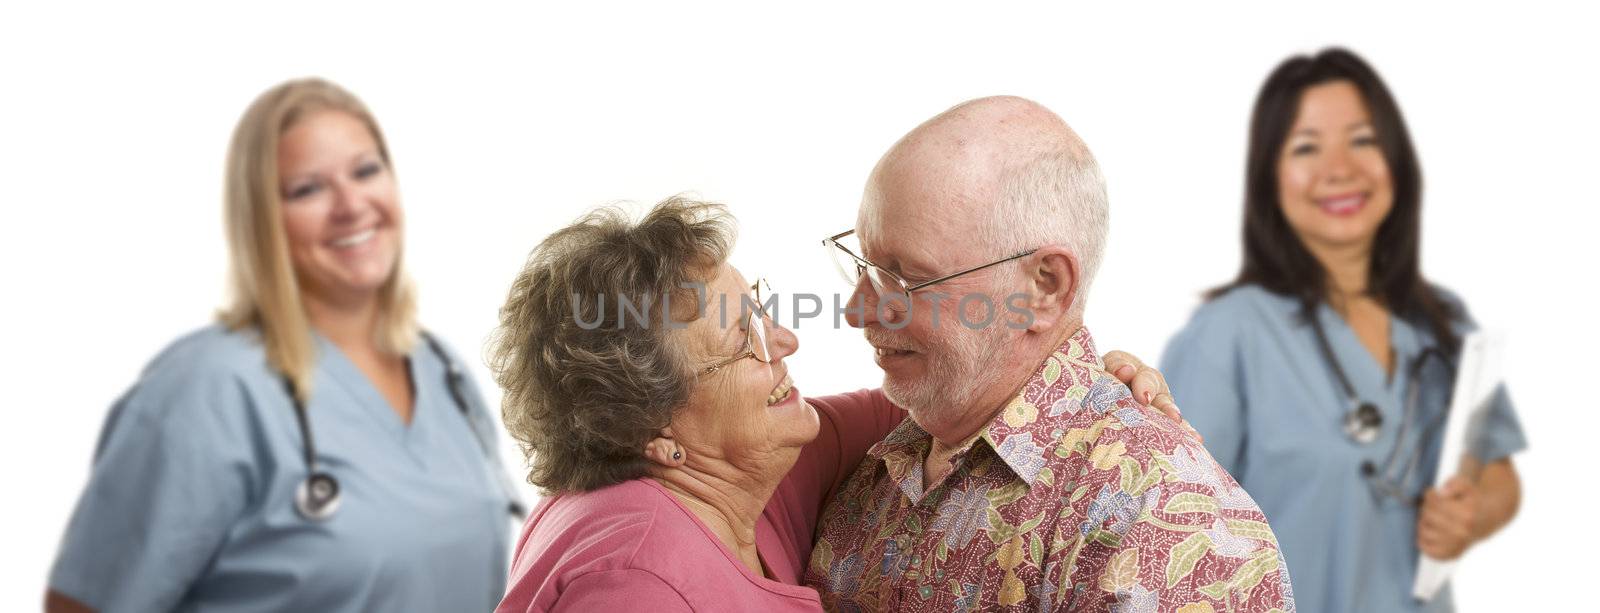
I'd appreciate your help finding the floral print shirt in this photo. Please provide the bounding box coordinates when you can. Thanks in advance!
[804,327,1295,612]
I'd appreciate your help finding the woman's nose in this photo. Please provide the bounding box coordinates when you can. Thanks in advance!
[769,319,800,360]
[328,179,365,219]
[1321,147,1356,182]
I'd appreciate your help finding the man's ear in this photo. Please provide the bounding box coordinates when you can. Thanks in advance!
[1019,245,1080,333]
[642,427,684,467]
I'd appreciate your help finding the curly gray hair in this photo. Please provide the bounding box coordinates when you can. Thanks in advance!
[489,196,735,493]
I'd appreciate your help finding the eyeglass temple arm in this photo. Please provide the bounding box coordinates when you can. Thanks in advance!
[905,250,1038,292]
[701,350,755,375]
[826,230,1036,293]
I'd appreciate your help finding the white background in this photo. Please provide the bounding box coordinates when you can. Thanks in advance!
[3,1,1596,609]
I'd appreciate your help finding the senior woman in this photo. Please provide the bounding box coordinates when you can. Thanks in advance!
[46,79,522,612]
[490,196,1181,611]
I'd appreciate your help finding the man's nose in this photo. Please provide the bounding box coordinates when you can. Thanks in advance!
[844,274,877,329]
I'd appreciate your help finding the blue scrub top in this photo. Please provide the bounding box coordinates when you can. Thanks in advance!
[1160,285,1527,613]
[50,325,516,612]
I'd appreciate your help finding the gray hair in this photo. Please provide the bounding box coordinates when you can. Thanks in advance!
[986,147,1109,317]
[488,196,735,493]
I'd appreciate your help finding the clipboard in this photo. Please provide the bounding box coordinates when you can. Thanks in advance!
[1413,329,1506,601]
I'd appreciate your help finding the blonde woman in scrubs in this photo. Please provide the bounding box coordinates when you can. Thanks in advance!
[1161,48,1525,612]
[46,79,520,613]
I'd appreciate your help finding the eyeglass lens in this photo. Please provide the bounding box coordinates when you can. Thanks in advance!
[827,240,911,312]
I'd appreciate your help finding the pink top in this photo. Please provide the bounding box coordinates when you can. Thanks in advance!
[497,389,904,612]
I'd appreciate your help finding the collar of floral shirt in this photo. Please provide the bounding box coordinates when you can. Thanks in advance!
[866,326,1121,502]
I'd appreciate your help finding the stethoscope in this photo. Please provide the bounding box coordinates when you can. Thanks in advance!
[282,332,528,522]
[1308,316,1455,505]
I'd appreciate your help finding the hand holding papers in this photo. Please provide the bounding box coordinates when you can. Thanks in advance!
[1413,330,1506,601]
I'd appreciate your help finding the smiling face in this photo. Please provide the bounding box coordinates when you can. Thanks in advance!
[846,140,1021,430]
[673,264,818,463]
[1276,80,1395,255]
[276,110,402,305]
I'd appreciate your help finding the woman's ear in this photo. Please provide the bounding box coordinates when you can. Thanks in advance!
[642,428,684,467]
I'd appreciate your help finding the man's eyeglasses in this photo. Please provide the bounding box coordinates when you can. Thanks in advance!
[699,278,773,375]
[822,229,1036,313]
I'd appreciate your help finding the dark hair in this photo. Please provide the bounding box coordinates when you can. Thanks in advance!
[1208,47,1460,353]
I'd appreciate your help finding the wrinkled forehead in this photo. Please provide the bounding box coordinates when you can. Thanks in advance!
[856,142,997,268]
[683,262,751,355]
[709,263,753,307]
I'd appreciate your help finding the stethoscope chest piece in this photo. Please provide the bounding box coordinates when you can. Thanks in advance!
[295,471,342,521]
[1342,401,1383,445]
[281,332,523,522]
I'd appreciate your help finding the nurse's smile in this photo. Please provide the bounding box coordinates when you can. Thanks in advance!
[1275,80,1394,253]
[47,78,515,613]
[277,109,403,303]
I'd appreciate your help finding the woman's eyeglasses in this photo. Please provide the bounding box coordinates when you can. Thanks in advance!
[699,278,773,375]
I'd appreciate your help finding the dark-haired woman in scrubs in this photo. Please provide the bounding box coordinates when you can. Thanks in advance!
[1161,48,1525,612]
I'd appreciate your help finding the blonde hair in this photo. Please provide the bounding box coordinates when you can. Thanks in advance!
[218,78,418,404]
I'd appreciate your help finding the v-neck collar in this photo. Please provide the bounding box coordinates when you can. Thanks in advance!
[1313,303,1428,406]
[312,332,424,445]
[1315,303,1401,393]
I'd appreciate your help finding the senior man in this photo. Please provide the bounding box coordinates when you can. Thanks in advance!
[804,97,1295,611]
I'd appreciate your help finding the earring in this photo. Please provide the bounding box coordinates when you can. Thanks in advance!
[672,449,682,461]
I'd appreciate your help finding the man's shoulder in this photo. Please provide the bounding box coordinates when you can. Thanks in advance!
[1042,390,1293,609]
[1037,375,1279,534]
[1043,382,1222,484]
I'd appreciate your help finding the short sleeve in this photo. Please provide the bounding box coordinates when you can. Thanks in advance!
[1064,420,1294,612]
[1468,383,1528,462]
[1433,287,1529,462]
[1080,485,1294,611]
[1160,303,1249,474]
[547,570,693,613]
[48,375,259,612]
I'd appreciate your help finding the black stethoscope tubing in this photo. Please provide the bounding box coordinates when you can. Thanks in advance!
[1308,314,1455,504]
[284,331,527,522]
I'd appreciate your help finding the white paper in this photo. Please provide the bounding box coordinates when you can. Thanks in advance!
[1413,330,1506,601]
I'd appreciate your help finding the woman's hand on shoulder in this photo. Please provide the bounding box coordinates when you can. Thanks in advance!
[1103,350,1203,443]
